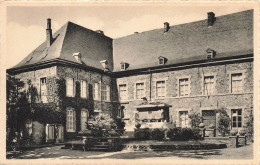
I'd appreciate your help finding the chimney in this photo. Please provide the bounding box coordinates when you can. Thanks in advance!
[46,18,53,47]
[100,60,109,72]
[207,12,215,26]
[164,22,170,33]
[96,30,104,35]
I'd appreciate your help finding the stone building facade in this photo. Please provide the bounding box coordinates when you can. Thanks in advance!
[7,10,253,143]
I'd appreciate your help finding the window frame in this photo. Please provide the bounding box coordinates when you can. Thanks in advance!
[179,111,189,128]
[231,109,243,129]
[40,77,47,103]
[80,80,87,98]
[66,107,76,132]
[177,76,191,97]
[155,80,166,98]
[176,108,191,128]
[93,82,100,100]
[80,109,89,131]
[203,75,215,95]
[101,84,110,101]
[118,84,128,101]
[66,78,75,97]
[231,73,243,93]
[134,81,146,100]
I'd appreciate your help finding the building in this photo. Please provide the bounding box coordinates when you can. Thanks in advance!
[7,10,253,144]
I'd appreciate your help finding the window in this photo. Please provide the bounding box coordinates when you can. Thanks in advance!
[204,76,214,95]
[93,83,100,100]
[40,77,47,103]
[179,111,189,128]
[156,81,166,98]
[231,109,242,128]
[158,56,167,65]
[46,124,55,141]
[81,110,88,131]
[119,84,127,101]
[121,64,125,70]
[81,80,87,98]
[66,108,76,132]
[118,106,125,118]
[159,58,164,65]
[66,78,74,97]
[101,85,110,101]
[136,83,145,99]
[179,78,189,96]
[231,73,243,93]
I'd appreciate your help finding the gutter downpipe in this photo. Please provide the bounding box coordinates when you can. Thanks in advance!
[149,69,152,101]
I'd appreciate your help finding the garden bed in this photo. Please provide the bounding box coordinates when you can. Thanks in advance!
[122,140,227,151]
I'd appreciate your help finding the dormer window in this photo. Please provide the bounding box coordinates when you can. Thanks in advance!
[120,62,128,70]
[206,48,216,60]
[73,52,82,63]
[158,56,167,65]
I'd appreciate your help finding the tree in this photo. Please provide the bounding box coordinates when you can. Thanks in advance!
[6,75,37,145]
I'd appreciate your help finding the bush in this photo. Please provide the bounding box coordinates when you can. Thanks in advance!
[217,108,230,136]
[245,112,253,140]
[151,129,165,140]
[135,128,150,140]
[188,112,202,128]
[239,128,246,136]
[91,128,103,137]
[192,128,201,140]
[167,128,201,141]
[230,129,238,136]
[166,128,181,140]
[180,128,194,141]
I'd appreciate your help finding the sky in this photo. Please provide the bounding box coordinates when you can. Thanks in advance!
[5,5,253,69]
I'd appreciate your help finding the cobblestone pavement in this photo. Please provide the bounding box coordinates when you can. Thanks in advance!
[7,143,253,159]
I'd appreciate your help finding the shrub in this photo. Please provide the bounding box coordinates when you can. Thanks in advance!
[166,128,181,140]
[135,128,150,140]
[230,129,238,136]
[245,112,253,140]
[188,112,202,128]
[180,128,194,141]
[151,129,165,140]
[192,128,201,140]
[91,128,103,137]
[239,128,246,136]
[217,108,230,136]
[167,128,201,141]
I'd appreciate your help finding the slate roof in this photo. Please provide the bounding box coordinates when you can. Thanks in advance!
[113,10,253,72]
[10,22,113,71]
[8,10,253,73]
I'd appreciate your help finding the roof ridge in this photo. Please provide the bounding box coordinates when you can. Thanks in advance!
[114,9,253,40]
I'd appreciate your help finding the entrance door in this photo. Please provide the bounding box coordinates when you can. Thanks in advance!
[202,110,216,129]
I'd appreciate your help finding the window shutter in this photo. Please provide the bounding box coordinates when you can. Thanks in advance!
[73,110,76,132]
[66,110,69,131]
[106,85,110,101]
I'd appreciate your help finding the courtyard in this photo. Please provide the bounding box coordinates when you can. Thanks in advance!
[7,142,253,160]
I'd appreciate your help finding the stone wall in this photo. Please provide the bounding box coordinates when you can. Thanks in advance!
[116,61,253,131]
[56,65,119,140]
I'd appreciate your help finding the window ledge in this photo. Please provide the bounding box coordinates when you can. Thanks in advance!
[119,101,130,104]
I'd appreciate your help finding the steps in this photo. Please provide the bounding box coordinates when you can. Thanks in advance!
[63,140,111,152]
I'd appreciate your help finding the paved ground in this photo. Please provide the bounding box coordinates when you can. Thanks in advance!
[7,142,253,159]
